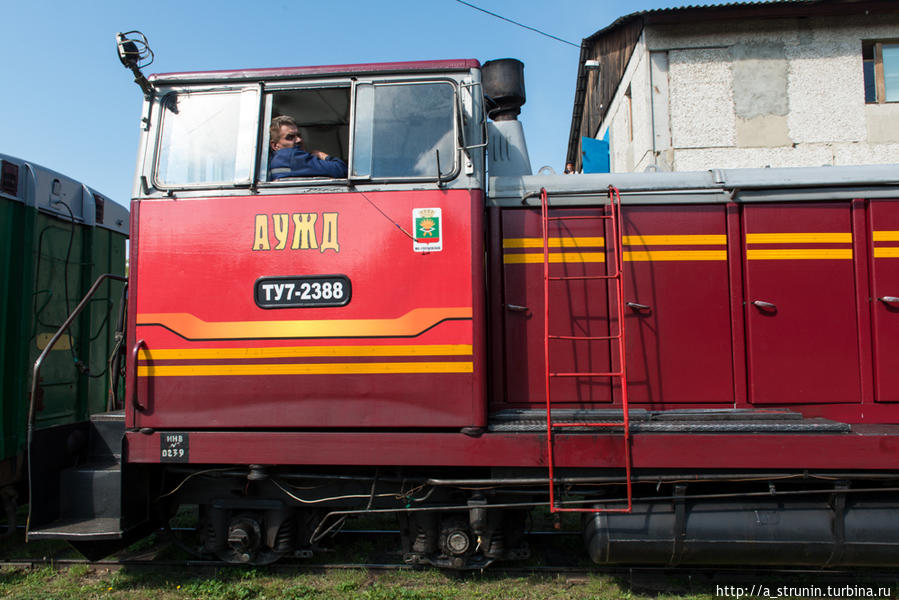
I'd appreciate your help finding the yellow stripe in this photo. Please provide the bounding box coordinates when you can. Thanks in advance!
[746,233,851,244]
[622,234,726,246]
[139,344,472,360]
[747,249,853,260]
[502,237,604,248]
[873,231,899,242]
[503,235,727,248]
[504,250,728,263]
[874,247,899,258]
[138,362,473,376]
[624,250,726,261]
[503,252,605,264]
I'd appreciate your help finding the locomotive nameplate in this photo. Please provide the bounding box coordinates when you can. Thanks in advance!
[254,275,352,309]
[160,432,189,463]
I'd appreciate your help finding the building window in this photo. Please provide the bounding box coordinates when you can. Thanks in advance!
[863,41,899,103]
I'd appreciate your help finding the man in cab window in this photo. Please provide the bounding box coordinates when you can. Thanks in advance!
[268,115,347,180]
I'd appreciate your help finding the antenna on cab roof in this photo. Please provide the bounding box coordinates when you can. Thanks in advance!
[115,31,155,99]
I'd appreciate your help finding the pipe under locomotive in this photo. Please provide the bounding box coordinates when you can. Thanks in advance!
[24,45,899,569]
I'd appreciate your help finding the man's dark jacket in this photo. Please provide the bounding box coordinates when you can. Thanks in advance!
[269,148,347,179]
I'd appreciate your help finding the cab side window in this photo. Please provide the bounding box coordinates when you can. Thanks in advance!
[156,89,258,187]
[262,87,351,180]
[352,82,456,179]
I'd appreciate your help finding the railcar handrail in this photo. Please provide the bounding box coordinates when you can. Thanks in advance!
[26,272,127,536]
[27,273,128,434]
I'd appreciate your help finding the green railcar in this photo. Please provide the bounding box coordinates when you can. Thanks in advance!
[0,154,128,519]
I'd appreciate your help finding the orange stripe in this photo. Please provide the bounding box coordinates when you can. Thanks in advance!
[138,362,473,376]
[139,344,472,360]
[137,307,472,340]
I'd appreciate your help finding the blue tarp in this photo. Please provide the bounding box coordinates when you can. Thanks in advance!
[581,133,610,173]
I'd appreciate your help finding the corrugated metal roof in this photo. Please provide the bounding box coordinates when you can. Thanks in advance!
[583,0,884,42]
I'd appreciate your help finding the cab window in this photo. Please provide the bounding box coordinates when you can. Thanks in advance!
[262,87,351,181]
[352,82,456,179]
[155,89,258,187]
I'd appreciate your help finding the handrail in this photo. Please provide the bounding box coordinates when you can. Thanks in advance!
[130,339,147,411]
[106,282,129,411]
[27,272,128,432]
[26,272,127,538]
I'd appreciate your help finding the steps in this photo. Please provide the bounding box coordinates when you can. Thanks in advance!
[28,411,124,541]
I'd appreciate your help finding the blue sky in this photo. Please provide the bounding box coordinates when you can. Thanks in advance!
[1,0,715,206]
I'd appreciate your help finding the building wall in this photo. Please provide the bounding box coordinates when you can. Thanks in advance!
[601,13,899,172]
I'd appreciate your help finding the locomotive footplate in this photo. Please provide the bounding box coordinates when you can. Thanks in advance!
[487,408,852,433]
[125,420,899,471]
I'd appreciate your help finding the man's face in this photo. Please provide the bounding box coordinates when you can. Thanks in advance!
[272,124,302,151]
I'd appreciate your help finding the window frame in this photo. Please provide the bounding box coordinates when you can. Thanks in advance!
[151,85,262,191]
[146,74,468,192]
[348,77,461,184]
[863,40,899,104]
[259,81,354,187]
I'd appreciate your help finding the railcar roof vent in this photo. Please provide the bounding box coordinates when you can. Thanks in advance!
[1,161,19,197]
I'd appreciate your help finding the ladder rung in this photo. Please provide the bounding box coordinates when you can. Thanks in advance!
[549,334,620,341]
[547,215,611,221]
[548,273,620,281]
[549,371,624,377]
[551,421,624,428]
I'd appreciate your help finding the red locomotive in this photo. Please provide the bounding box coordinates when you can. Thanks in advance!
[25,33,899,568]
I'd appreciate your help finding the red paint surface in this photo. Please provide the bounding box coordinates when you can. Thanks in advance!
[743,203,861,404]
[126,428,899,470]
[129,190,485,429]
[126,193,899,473]
[501,207,613,406]
[870,200,899,402]
[499,205,735,408]
[621,205,734,404]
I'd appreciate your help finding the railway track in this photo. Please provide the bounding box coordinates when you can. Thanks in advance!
[2,528,897,590]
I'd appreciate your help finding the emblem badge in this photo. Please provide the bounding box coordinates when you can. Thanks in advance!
[413,208,443,252]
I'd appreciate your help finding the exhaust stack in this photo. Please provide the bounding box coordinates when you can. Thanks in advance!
[482,59,531,177]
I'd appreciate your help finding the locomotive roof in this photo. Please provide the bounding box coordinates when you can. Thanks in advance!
[489,164,899,206]
[148,59,481,85]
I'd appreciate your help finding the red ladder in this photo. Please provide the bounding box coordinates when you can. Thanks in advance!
[540,185,633,514]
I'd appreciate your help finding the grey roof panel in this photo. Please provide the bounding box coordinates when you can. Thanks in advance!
[489,164,899,206]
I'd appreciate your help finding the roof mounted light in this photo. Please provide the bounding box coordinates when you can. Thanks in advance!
[115,30,155,98]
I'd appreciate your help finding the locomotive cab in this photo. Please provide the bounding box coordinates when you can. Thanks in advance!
[128,61,488,432]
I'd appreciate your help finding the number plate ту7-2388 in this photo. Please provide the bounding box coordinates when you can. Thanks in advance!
[254,275,352,309]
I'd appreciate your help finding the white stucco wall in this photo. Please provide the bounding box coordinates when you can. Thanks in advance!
[668,47,736,149]
[606,34,654,172]
[600,13,899,172]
